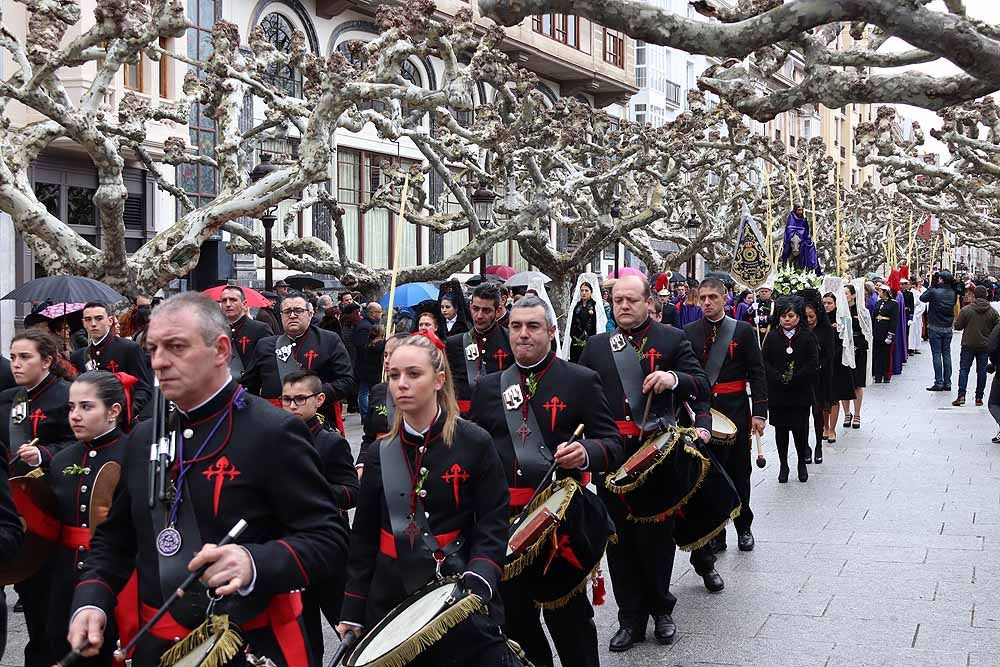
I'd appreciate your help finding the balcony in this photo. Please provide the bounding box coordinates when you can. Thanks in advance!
[664,80,681,107]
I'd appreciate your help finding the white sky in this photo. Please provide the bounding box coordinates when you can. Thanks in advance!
[877,0,1000,157]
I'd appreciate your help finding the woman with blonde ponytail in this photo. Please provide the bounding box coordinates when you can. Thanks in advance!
[336,330,516,666]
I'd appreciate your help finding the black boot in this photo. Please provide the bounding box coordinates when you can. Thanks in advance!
[797,459,808,482]
[814,441,823,464]
[777,438,789,483]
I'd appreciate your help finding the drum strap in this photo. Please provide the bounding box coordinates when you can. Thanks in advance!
[273,334,302,382]
[463,331,482,390]
[705,317,738,387]
[380,436,463,595]
[609,333,646,423]
[500,365,554,489]
[8,389,32,449]
[229,349,244,381]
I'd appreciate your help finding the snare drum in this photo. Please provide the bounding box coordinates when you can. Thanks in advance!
[709,409,738,448]
[345,577,486,667]
[605,427,709,523]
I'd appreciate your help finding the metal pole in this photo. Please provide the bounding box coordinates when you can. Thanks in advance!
[263,218,274,291]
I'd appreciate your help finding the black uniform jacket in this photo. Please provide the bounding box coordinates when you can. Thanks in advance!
[762,327,820,409]
[468,352,623,507]
[0,454,22,560]
[446,322,513,411]
[341,416,509,628]
[71,334,153,417]
[244,325,357,405]
[360,382,390,465]
[229,314,273,379]
[306,416,359,511]
[0,374,75,475]
[578,317,712,436]
[0,356,15,393]
[873,298,900,342]
[683,318,768,424]
[71,381,347,663]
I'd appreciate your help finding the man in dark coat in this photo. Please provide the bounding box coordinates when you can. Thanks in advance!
[243,292,356,434]
[68,293,347,667]
[684,277,768,589]
[469,296,623,667]
[218,285,273,383]
[578,274,712,654]
[71,302,154,420]
[446,282,513,415]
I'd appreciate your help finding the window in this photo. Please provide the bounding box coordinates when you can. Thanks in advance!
[159,37,169,98]
[260,13,304,98]
[124,60,143,91]
[182,0,220,210]
[604,29,624,68]
[531,15,580,49]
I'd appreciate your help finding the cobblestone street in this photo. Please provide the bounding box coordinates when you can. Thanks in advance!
[5,337,1000,666]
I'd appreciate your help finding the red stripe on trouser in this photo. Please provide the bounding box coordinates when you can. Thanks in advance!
[379,528,461,559]
[140,592,306,665]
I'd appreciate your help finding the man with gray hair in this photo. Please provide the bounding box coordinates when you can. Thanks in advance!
[68,292,347,666]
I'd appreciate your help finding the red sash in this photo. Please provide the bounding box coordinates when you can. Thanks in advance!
[378,528,461,559]
[712,380,747,395]
[615,420,641,437]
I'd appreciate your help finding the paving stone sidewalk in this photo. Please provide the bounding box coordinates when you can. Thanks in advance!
[5,336,1000,666]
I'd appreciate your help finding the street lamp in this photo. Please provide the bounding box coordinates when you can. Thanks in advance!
[684,214,700,278]
[610,200,621,277]
[472,185,495,271]
[248,153,280,290]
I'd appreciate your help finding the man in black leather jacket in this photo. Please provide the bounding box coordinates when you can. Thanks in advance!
[920,270,959,391]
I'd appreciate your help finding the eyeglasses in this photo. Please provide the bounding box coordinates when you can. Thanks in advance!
[280,393,320,406]
[281,308,308,317]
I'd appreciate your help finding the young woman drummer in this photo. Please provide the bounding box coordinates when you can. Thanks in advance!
[336,332,514,666]
[0,329,76,667]
[45,371,129,666]
[762,296,819,484]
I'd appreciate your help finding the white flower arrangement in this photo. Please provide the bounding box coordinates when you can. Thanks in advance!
[774,267,823,295]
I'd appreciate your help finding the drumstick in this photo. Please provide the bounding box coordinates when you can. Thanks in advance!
[511,424,586,530]
[637,393,655,440]
[754,431,767,468]
[327,631,358,667]
[108,519,249,663]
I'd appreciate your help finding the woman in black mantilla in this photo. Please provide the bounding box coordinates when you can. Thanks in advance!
[336,332,515,666]
[439,280,471,336]
[842,284,868,430]
[762,296,819,484]
[411,299,448,343]
[44,371,129,667]
[801,290,833,465]
[822,292,856,444]
[0,329,76,667]
[568,281,598,363]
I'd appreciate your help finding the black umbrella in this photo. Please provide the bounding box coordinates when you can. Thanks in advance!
[285,274,329,291]
[2,276,124,305]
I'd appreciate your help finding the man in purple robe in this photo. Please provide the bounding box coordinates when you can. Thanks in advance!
[780,205,821,274]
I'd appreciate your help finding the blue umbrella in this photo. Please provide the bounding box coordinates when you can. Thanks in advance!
[379,282,438,308]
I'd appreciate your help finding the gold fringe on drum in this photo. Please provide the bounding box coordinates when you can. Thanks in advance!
[608,435,711,524]
[159,614,244,667]
[359,593,484,667]
[675,505,741,552]
[535,562,603,611]
[605,429,685,494]
[503,478,580,580]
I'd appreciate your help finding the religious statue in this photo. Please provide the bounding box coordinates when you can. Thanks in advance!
[780,204,822,274]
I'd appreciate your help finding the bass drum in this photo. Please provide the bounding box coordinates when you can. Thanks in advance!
[673,442,742,551]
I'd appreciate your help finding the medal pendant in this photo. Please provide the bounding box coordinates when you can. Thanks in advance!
[786,346,794,355]
[156,526,183,557]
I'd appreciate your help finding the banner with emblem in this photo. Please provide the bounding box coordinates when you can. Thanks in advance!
[731,204,774,290]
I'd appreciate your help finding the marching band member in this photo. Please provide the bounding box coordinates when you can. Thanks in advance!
[336,332,512,666]
[45,371,130,666]
[218,285,273,383]
[243,291,356,434]
[684,278,768,589]
[469,296,623,667]
[578,275,711,654]
[445,283,513,416]
[68,293,347,666]
[70,302,153,420]
[0,329,76,667]
[744,282,776,346]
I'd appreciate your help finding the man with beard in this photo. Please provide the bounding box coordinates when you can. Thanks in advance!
[218,286,273,383]
[578,275,711,653]
[445,283,513,415]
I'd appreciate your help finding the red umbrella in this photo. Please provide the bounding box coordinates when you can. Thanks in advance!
[607,267,646,279]
[484,265,516,280]
[201,285,272,308]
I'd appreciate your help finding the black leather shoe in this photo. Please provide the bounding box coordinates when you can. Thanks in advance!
[653,615,677,644]
[778,464,789,483]
[798,460,808,482]
[738,530,755,551]
[927,385,945,391]
[702,569,725,592]
[803,447,812,464]
[609,625,645,652]
[814,442,823,464]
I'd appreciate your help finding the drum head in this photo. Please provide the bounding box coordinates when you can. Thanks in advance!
[347,579,484,667]
[674,459,742,551]
[710,410,738,439]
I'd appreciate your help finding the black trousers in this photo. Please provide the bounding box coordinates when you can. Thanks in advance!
[501,580,598,667]
[600,487,677,630]
[873,341,892,379]
[774,419,810,465]
[15,570,50,667]
[302,576,344,664]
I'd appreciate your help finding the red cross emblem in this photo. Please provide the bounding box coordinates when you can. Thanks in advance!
[28,409,46,437]
[106,360,120,373]
[441,463,470,507]
[202,456,241,516]
[303,350,319,369]
[543,532,583,573]
[542,396,566,431]
[493,348,509,370]
[728,339,739,360]
[238,336,251,354]
[643,347,662,370]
